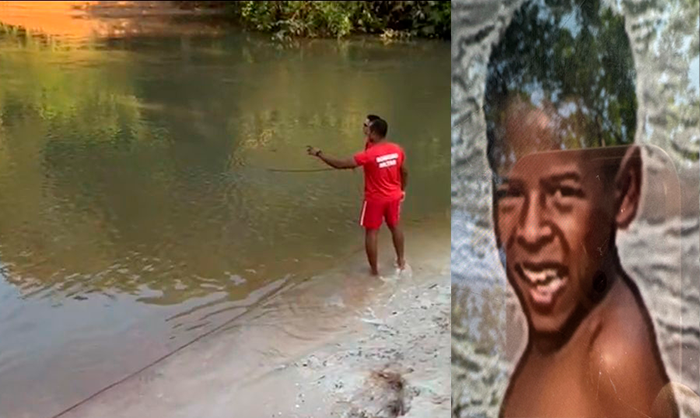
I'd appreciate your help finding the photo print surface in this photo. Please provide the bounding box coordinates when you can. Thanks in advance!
[452,0,699,417]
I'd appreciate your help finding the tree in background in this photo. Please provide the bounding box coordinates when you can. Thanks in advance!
[177,1,451,39]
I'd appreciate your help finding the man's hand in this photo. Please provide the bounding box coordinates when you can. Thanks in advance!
[306,146,357,170]
[306,146,321,157]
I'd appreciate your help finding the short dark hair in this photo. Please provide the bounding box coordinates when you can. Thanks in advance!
[369,118,388,137]
[483,0,637,173]
[366,114,381,122]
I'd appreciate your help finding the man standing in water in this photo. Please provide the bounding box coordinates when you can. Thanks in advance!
[307,117,407,276]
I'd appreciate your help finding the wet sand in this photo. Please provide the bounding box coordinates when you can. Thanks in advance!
[54,218,450,418]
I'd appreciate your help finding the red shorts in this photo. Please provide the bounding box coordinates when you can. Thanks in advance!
[359,198,402,230]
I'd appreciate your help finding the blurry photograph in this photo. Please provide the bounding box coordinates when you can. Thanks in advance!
[0,2,451,418]
[452,0,699,417]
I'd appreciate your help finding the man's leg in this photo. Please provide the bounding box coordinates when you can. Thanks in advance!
[387,199,405,269]
[387,224,405,269]
[360,200,381,275]
[365,228,380,276]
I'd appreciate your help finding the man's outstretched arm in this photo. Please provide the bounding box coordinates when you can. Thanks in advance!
[307,146,358,170]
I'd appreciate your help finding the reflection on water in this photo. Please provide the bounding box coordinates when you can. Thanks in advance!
[0,17,449,418]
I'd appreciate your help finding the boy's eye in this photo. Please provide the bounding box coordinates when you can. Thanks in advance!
[496,187,523,199]
[553,185,583,198]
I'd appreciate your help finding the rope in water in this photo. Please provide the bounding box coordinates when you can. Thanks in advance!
[265,167,335,172]
[49,245,365,418]
[50,162,365,418]
[258,166,364,196]
[233,163,335,173]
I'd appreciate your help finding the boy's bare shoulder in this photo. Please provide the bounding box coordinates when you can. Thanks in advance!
[590,283,651,362]
[587,281,674,417]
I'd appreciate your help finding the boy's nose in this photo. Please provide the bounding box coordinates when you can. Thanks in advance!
[517,196,553,250]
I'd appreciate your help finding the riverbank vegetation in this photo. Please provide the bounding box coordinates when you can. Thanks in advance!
[177,1,450,40]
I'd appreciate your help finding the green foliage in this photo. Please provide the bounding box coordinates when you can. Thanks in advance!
[484,0,639,170]
[181,1,451,39]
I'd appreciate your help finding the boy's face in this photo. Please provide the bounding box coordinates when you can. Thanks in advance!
[494,109,620,333]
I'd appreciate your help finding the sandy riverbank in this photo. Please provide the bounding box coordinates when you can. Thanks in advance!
[53,217,450,418]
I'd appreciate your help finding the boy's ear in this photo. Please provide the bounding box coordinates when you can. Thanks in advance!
[614,145,642,230]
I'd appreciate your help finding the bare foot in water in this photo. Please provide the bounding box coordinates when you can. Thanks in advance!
[395,258,407,270]
[395,260,411,278]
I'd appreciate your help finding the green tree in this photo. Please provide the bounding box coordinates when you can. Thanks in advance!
[178,1,451,39]
[484,0,639,169]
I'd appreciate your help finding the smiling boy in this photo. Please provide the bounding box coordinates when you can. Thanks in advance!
[482,0,678,417]
[492,102,676,418]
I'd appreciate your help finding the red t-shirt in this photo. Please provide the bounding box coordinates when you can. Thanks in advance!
[353,141,405,202]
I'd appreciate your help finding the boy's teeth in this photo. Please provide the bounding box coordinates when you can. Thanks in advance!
[530,277,567,305]
[522,268,559,284]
